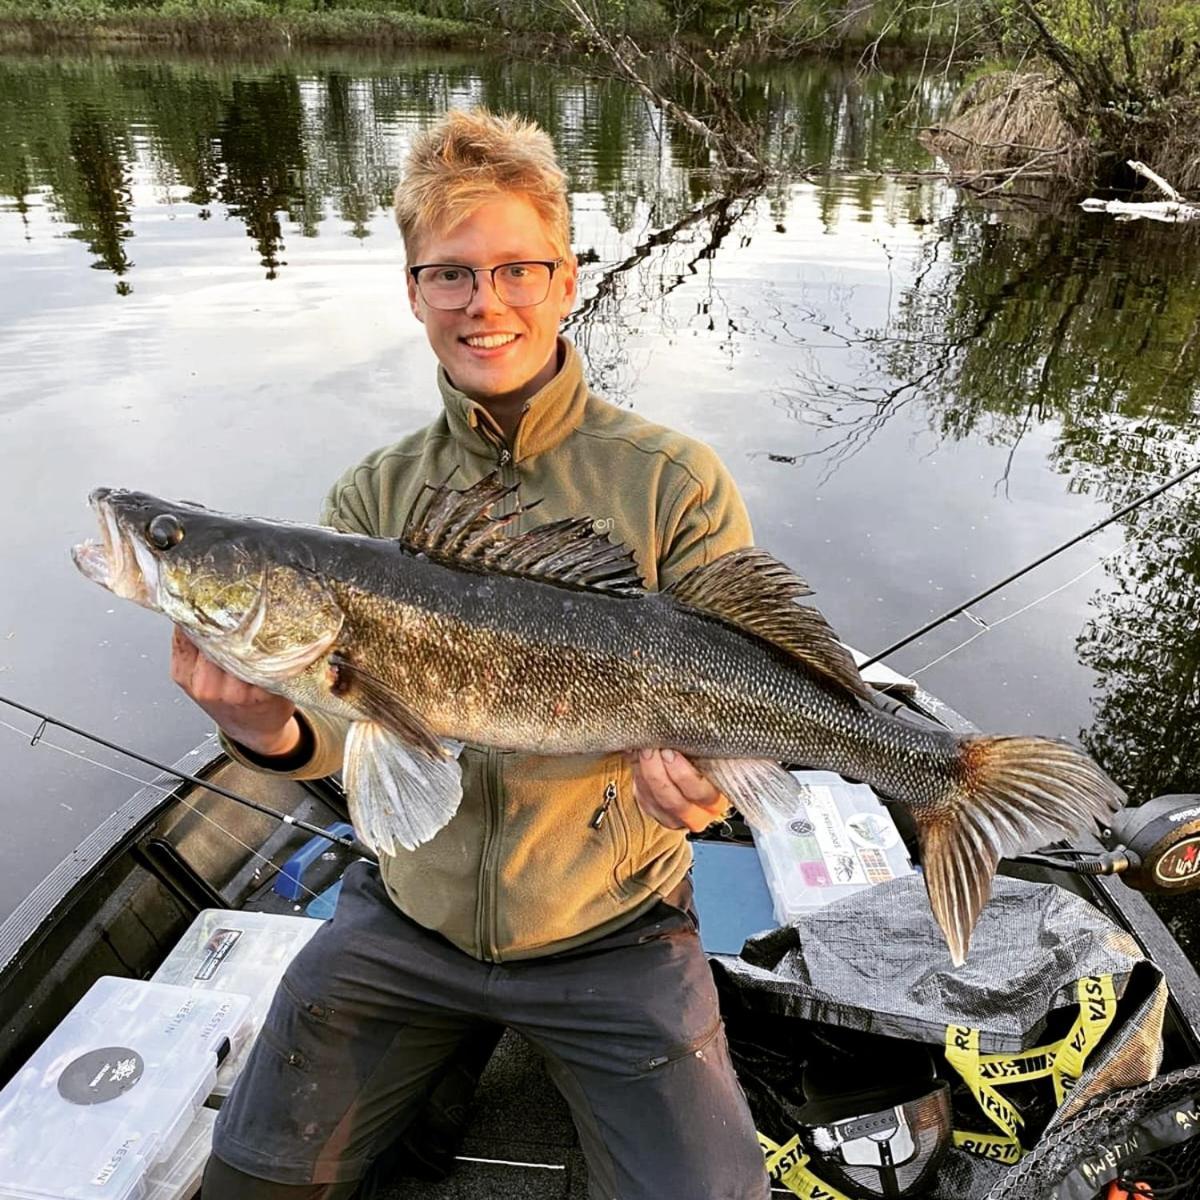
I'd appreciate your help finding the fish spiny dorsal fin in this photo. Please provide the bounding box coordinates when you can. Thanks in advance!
[664,548,872,699]
[401,473,525,554]
[400,474,645,594]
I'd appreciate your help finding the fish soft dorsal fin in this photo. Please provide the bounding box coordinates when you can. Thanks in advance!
[400,474,644,594]
[664,548,872,699]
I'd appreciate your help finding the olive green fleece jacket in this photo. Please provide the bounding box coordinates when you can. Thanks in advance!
[224,339,752,961]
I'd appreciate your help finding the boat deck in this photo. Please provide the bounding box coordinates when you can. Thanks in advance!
[373,1031,587,1200]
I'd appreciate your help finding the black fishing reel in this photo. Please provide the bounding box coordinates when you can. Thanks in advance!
[1013,794,1200,895]
[1105,795,1200,894]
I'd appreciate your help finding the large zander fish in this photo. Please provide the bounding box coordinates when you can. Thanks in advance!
[73,475,1124,964]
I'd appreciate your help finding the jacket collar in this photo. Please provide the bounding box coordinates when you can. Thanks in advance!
[438,338,589,464]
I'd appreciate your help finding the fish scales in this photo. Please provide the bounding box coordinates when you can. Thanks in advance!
[327,553,961,792]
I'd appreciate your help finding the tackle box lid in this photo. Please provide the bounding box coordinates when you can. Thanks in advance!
[142,1107,216,1200]
[754,770,915,925]
[151,909,321,1097]
[0,977,251,1200]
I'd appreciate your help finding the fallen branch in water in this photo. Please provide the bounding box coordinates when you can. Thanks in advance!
[1080,160,1200,222]
[555,0,768,181]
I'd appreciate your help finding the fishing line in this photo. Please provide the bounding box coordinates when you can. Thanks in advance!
[888,462,1199,681]
[906,557,1106,678]
[0,715,328,906]
[860,458,1200,670]
[0,692,375,861]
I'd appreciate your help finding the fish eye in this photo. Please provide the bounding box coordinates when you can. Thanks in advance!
[147,513,185,550]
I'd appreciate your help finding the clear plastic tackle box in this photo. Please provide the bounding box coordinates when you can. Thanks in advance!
[142,1107,216,1200]
[753,770,916,925]
[151,909,321,1097]
[0,977,251,1200]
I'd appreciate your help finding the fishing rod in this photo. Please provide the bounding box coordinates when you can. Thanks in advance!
[0,692,376,862]
[6,683,1199,901]
[860,459,1200,670]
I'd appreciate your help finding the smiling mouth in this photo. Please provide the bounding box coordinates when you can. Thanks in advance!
[462,333,519,349]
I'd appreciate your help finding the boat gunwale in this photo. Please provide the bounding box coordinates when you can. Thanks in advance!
[0,731,224,979]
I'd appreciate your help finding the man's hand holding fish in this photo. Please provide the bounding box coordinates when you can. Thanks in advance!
[169,626,301,760]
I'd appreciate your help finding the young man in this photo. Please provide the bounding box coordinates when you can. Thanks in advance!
[183,108,770,1200]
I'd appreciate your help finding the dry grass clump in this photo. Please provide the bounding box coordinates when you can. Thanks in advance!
[923,69,1200,200]
[1152,98,1200,196]
[920,70,1094,190]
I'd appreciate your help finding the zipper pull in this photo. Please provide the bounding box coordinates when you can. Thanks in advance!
[591,781,617,830]
[497,446,512,467]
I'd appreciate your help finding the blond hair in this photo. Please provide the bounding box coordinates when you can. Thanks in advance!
[394,108,571,260]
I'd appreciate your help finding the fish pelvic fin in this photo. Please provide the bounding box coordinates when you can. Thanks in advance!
[401,474,644,594]
[664,549,871,700]
[343,722,464,856]
[918,736,1125,966]
[693,757,800,829]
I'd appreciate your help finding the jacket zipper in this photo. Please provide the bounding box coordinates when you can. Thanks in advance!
[477,453,517,961]
[477,746,502,960]
[476,416,511,468]
[591,780,618,830]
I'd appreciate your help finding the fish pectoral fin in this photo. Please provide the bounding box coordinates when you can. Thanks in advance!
[693,757,800,829]
[329,653,446,758]
[917,734,1125,967]
[343,721,464,856]
[663,550,872,701]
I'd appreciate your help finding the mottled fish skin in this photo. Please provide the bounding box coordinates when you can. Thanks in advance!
[73,481,1125,965]
[321,561,961,779]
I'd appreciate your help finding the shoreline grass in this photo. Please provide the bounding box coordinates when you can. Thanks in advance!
[0,4,481,51]
[0,1,971,56]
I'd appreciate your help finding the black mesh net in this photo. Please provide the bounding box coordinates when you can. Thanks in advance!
[1109,1136,1200,1199]
[985,1064,1200,1200]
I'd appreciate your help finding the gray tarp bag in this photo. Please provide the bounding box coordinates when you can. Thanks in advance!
[714,874,1168,1198]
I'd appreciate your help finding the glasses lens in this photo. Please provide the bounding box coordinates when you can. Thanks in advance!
[418,266,474,309]
[416,262,555,309]
[493,262,552,307]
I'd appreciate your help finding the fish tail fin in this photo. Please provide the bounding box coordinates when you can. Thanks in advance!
[919,736,1124,966]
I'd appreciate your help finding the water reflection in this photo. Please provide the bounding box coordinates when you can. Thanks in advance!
[0,50,938,288]
[862,208,1200,790]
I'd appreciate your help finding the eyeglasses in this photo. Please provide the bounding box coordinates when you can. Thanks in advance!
[409,259,565,310]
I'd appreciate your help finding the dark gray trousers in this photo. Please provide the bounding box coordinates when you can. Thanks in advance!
[202,861,768,1200]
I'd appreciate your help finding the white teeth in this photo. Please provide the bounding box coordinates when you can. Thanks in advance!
[464,333,517,349]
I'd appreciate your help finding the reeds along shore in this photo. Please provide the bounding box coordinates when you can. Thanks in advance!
[923,69,1200,197]
[0,0,975,55]
[0,4,478,50]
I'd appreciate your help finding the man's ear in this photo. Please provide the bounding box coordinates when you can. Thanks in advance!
[406,269,425,324]
[557,254,579,320]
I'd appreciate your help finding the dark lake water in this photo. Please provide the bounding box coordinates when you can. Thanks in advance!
[1,48,1197,950]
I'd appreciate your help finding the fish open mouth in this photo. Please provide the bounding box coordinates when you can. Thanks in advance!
[71,489,161,610]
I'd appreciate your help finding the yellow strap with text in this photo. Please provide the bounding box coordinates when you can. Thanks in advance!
[951,1129,1023,1164]
[945,1024,1025,1149]
[945,974,1118,1163]
[1051,974,1117,1104]
[758,1132,852,1200]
